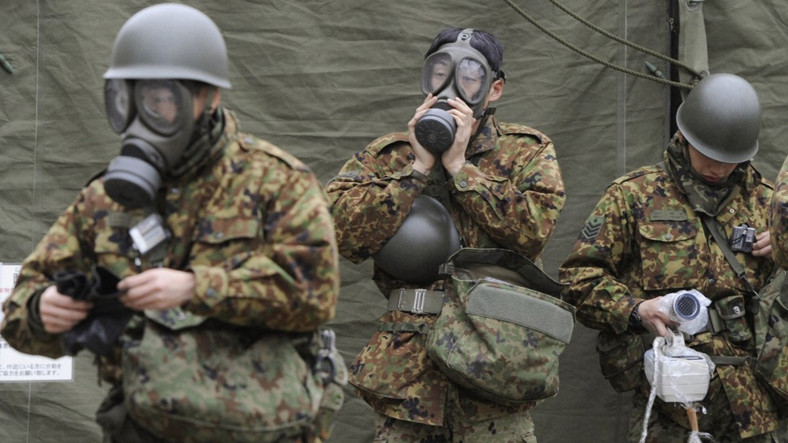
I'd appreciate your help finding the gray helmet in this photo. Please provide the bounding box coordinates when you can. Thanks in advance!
[373,195,461,284]
[676,73,760,163]
[103,3,231,88]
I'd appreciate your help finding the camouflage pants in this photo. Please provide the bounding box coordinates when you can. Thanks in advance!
[628,382,788,443]
[372,409,536,442]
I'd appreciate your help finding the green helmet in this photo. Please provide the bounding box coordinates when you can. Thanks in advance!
[676,73,760,163]
[373,195,462,284]
[103,3,231,88]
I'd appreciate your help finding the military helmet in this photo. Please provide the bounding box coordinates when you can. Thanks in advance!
[373,195,461,284]
[103,3,231,88]
[676,73,760,163]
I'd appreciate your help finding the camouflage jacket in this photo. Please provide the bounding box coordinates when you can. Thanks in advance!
[1,109,340,383]
[325,117,566,425]
[771,155,788,268]
[559,150,779,438]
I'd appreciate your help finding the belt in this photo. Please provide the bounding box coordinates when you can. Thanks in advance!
[387,289,444,315]
[709,355,751,366]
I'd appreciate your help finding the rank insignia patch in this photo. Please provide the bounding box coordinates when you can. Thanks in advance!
[580,215,604,241]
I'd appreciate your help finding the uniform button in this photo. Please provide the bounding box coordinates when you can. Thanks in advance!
[708,278,716,285]
[207,288,217,298]
[170,187,179,195]
[459,180,468,188]
[729,208,735,214]
[665,233,673,241]
[216,232,224,239]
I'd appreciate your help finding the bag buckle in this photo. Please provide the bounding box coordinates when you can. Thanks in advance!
[399,288,427,314]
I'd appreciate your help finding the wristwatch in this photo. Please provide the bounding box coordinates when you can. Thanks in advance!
[628,302,644,331]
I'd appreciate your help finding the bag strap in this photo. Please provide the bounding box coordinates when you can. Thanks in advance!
[699,213,760,313]
[439,248,566,297]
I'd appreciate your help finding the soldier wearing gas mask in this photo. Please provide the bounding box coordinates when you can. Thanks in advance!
[1,3,341,442]
[561,73,787,442]
[326,28,566,441]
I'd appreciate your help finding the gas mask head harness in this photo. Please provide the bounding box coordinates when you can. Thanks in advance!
[103,78,214,209]
[415,28,505,155]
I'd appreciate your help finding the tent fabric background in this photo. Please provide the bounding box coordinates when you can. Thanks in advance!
[0,1,786,441]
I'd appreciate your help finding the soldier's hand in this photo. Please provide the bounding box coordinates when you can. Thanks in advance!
[637,297,675,337]
[408,94,439,175]
[442,97,475,176]
[39,285,92,334]
[118,268,195,311]
[751,230,772,257]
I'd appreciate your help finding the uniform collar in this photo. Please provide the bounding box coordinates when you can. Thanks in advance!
[465,115,499,158]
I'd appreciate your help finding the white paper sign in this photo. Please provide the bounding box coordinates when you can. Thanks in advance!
[0,262,74,382]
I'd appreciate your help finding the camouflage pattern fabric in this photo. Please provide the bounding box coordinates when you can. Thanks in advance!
[373,401,537,443]
[325,116,566,426]
[1,109,340,437]
[559,136,781,439]
[771,154,788,269]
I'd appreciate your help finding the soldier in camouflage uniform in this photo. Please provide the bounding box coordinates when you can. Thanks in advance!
[1,4,339,442]
[560,73,787,442]
[772,158,788,270]
[326,28,566,442]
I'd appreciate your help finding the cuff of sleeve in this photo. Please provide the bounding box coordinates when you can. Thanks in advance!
[450,162,480,192]
[182,266,227,315]
[400,164,430,183]
[26,289,55,340]
[627,300,647,333]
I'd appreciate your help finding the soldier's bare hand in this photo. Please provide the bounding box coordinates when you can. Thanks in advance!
[442,97,475,176]
[39,285,92,334]
[751,230,772,257]
[636,298,675,337]
[408,94,439,175]
[118,268,195,311]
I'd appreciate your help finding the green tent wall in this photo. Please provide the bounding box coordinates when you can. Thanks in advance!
[1,1,786,441]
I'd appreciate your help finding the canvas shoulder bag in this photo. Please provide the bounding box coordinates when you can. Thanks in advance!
[425,248,575,405]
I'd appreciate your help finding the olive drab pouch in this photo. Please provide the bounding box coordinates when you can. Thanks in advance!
[425,248,575,405]
[596,330,645,392]
[122,310,345,442]
[753,268,788,408]
[712,294,752,344]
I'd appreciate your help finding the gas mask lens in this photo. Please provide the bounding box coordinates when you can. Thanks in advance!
[456,58,486,104]
[105,79,133,134]
[135,80,191,136]
[422,53,452,96]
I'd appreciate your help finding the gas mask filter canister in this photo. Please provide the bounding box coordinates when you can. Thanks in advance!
[103,79,197,208]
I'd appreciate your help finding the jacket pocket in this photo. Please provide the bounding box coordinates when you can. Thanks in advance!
[191,214,261,268]
[638,221,699,291]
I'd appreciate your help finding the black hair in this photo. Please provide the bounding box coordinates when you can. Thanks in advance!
[424,28,504,75]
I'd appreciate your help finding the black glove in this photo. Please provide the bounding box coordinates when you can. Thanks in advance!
[55,265,134,356]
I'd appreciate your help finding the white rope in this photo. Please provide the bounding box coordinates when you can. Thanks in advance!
[639,336,663,443]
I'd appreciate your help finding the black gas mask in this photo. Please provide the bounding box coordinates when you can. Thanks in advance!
[103,79,200,209]
[414,29,500,155]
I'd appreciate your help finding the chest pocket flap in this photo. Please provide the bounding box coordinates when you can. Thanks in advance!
[638,220,698,243]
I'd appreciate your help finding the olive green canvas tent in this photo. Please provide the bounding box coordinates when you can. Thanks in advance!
[1,1,786,441]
